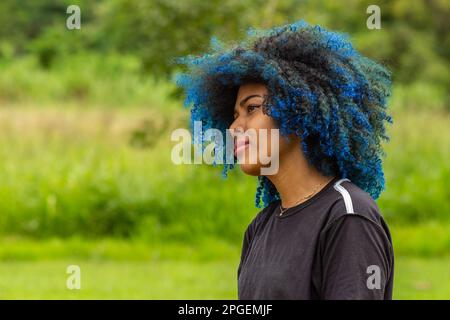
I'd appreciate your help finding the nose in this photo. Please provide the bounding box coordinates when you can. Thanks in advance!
[229,123,244,140]
[229,117,245,136]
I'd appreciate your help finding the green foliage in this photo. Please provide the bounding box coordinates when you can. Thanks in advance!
[0,243,448,298]
[0,0,448,102]
[0,53,180,108]
[379,110,450,223]
[97,0,253,77]
[0,0,448,299]
[0,102,448,242]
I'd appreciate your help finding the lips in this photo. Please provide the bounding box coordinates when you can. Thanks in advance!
[234,137,249,157]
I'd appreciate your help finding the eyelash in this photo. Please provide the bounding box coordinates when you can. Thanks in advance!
[233,104,261,120]
[247,104,260,113]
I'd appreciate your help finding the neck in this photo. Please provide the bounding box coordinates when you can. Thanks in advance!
[267,146,334,208]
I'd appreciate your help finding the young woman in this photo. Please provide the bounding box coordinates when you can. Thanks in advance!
[176,20,394,300]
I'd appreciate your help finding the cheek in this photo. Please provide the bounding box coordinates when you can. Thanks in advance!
[247,113,278,141]
[247,113,280,159]
[257,116,278,152]
[250,112,277,130]
[253,118,295,162]
[236,112,282,176]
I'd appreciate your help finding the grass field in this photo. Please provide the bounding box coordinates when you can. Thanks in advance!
[0,81,448,299]
[0,245,448,299]
[0,106,448,242]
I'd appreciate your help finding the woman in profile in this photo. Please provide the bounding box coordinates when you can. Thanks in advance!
[176,20,394,300]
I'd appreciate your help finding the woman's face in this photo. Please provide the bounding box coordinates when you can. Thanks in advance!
[229,82,298,176]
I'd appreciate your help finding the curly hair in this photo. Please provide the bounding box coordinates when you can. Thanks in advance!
[174,20,392,208]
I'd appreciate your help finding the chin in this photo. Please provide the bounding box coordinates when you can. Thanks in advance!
[239,163,262,176]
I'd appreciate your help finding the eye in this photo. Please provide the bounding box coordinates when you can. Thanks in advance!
[247,104,261,113]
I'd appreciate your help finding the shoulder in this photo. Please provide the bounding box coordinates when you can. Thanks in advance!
[326,178,386,227]
[320,178,393,246]
[319,179,394,264]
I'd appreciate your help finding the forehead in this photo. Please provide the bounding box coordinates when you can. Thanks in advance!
[234,82,268,112]
[234,83,268,109]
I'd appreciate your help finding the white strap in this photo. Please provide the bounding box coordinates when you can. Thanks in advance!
[333,178,354,214]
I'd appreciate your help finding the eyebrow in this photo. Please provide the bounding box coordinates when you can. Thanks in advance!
[234,94,263,114]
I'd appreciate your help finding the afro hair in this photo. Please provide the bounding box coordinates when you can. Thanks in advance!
[174,19,392,208]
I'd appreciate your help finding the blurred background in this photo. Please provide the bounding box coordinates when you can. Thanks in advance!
[0,0,448,299]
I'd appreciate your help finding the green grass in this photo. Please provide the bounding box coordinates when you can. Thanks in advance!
[0,66,448,299]
[379,110,450,223]
[0,254,448,299]
[0,260,238,299]
[0,237,448,299]
[0,53,181,111]
[394,257,450,300]
[0,107,259,242]
[0,106,448,243]
[1,221,450,260]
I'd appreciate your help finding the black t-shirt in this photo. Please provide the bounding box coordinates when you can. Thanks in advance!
[237,177,394,300]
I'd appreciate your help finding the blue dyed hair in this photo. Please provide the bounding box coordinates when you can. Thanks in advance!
[174,20,392,208]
